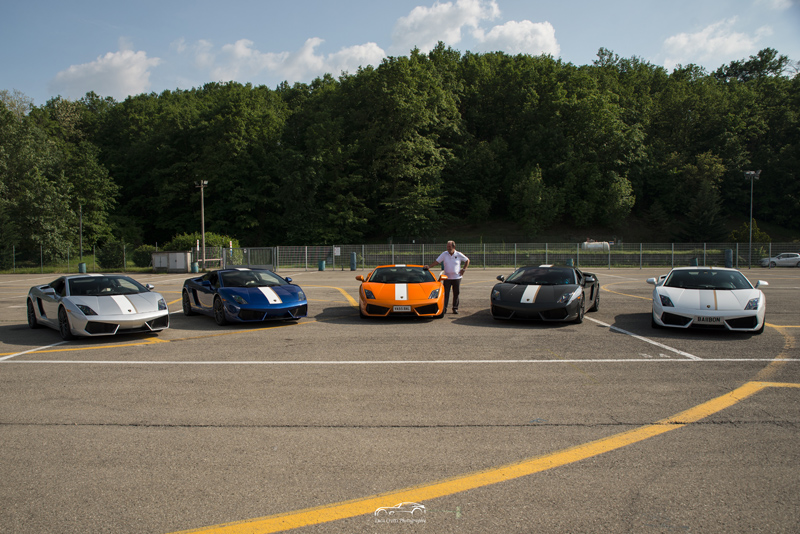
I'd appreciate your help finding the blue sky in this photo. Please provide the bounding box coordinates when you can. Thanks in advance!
[2,0,799,106]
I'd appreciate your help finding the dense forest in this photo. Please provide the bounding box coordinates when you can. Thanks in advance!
[1,45,798,261]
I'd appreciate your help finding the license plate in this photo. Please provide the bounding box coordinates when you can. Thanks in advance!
[695,316,722,323]
[393,305,411,312]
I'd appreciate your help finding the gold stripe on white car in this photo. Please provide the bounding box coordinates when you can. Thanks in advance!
[520,285,540,304]
[395,284,408,301]
[258,286,282,304]
[110,295,137,314]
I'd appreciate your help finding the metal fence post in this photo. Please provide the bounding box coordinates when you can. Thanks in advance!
[640,243,643,269]
[703,243,706,266]
[514,243,517,268]
[483,243,486,269]
[545,243,548,264]
[576,243,580,267]
[672,243,674,267]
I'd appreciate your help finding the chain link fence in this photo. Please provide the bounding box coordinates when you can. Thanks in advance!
[271,242,793,271]
[1,241,795,274]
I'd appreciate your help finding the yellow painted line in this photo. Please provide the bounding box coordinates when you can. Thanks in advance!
[304,285,358,307]
[171,381,799,534]
[600,280,653,301]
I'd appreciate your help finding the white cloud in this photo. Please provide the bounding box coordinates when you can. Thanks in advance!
[49,44,161,100]
[190,38,385,86]
[474,20,560,56]
[391,0,500,53]
[756,0,794,10]
[661,18,771,70]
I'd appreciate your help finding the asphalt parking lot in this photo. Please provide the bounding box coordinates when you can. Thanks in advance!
[1,266,798,533]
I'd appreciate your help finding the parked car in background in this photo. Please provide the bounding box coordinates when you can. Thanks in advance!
[647,267,767,334]
[27,274,169,340]
[182,268,307,325]
[759,252,800,267]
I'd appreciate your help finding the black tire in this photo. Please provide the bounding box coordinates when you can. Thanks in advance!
[589,288,600,312]
[651,311,662,329]
[213,297,228,326]
[770,261,776,268]
[27,300,40,329]
[573,296,585,324]
[182,291,196,316]
[754,317,765,335]
[58,307,74,340]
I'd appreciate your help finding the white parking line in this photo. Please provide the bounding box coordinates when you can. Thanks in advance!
[0,341,68,361]
[586,317,702,360]
[2,358,796,365]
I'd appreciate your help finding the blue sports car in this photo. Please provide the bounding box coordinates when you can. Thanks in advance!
[182,268,307,325]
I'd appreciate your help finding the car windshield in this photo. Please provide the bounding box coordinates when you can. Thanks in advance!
[68,276,148,296]
[505,268,576,285]
[369,266,435,284]
[664,269,753,290]
[220,269,286,288]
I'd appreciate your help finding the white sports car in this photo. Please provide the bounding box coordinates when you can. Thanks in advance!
[27,274,170,340]
[647,267,768,334]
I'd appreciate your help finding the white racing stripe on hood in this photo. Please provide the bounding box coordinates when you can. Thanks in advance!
[395,284,408,301]
[520,285,540,303]
[110,295,137,314]
[258,286,282,304]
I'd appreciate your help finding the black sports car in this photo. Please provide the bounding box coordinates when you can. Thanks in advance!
[490,265,599,323]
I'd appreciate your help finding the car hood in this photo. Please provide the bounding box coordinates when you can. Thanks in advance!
[494,283,579,303]
[657,287,762,311]
[221,285,305,304]
[362,282,441,301]
[68,293,164,314]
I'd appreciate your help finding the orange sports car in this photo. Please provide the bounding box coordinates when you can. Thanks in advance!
[356,264,447,318]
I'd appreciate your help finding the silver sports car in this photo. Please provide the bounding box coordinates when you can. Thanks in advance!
[27,274,170,340]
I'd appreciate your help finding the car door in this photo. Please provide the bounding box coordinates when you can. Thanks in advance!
[196,272,218,310]
[39,278,66,321]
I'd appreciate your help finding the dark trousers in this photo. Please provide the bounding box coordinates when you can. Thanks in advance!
[443,278,461,311]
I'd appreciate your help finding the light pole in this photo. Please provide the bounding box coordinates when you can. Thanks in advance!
[744,170,761,269]
[195,180,208,269]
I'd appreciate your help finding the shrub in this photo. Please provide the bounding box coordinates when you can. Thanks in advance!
[96,239,126,269]
[132,244,157,267]
[164,232,240,251]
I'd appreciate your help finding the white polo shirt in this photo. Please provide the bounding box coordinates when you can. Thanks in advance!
[436,250,469,280]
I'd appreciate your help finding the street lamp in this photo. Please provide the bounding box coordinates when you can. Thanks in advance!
[743,170,761,269]
[195,180,208,269]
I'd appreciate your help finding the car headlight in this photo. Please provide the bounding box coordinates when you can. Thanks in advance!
[659,294,674,307]
[744,298,759,310]
[158,298,167,311]
[428,288,440,299]
[364,289,376,299]
[557,290,579,304]
[231,294,248,305]
[76,304,97,316]
[491,289,501,300]
[296,290,306,301]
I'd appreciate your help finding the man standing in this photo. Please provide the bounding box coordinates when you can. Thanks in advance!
[426,241,470,314]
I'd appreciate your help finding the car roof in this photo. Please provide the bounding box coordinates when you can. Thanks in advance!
[669,266,739,272]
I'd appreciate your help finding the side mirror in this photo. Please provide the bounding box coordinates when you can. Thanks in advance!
[284,277,292,283]
[585,275,595,283]
[496,275,505,282]
[756,280,769,288]
[42,288,56,296]
[145,284,155,291]
[439,274,448,281]
[646,278,657,285]
[355,275,365,282]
